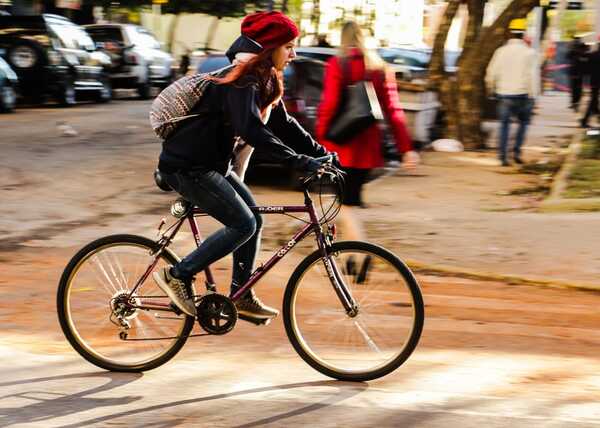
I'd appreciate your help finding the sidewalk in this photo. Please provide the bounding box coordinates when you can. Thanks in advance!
[342,91,600,289]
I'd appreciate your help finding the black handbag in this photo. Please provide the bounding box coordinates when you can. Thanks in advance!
[325,56,384,144]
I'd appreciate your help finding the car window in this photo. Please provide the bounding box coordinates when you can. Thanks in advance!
[197,56,230,73]
[379,49,429,68]
[49,21,95,51]
[86,27,124,44]
[129,27,161,49]
[296,51,333,63]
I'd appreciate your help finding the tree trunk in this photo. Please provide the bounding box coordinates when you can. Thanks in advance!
[311,0,320,41]
[428,0,461,91]
[204,15,222,51]
[428,0,462,140]
[457,0,540,149]
[456,0,485,148]
[164,0,182,54]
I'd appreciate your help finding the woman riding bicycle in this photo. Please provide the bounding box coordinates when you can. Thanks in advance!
[154,11,333,322]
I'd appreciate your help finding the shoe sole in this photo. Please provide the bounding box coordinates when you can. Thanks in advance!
[152,271,196,316]
[235,308,278,320]
[237,313,273,326]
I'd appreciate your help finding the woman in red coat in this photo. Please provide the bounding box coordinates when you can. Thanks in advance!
[316,21,419,240]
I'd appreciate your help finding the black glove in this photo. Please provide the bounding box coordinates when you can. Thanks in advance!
[329,152,342,169]
[294,155,322,174]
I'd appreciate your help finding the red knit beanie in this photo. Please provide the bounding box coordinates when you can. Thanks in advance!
[241,11,299,50]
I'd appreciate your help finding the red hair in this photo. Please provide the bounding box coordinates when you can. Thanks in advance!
[207,49,283,113]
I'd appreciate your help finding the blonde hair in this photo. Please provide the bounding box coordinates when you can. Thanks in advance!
[340,21,385,71]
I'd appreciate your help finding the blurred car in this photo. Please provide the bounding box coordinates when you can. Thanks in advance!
[297,46,418,81]
[85,24,174,99]
[0,14,111,106]
[0,56,17,112]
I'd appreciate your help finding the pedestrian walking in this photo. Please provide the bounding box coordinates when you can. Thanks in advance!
[486,21,538,166]
[315,21,418,242]
[153,11,333,323]
[566,36,588,112]
[580,40,600,128]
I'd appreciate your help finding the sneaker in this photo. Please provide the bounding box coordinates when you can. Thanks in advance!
[153,267,196,316]
[514,155,524,164]
[235,289,279,321]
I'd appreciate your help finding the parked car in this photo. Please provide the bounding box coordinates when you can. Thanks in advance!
[0,14,112,106]
[84,23,174,99]
[0,56,17,112]
[296,46,417,81]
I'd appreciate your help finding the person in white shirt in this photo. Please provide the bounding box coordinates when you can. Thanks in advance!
[486,30,538,166]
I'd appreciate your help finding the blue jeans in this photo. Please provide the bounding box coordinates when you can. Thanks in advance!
[163,169,262,292]
[497,95,533,161]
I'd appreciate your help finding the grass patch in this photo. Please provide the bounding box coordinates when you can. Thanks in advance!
[562,137,600,199]
[564,159,600,199]
[518,160,563,176]
[579,136,600,160]
[509,158,563,198]
[508,184,551,196]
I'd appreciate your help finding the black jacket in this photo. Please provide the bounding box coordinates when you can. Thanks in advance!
[158,67,327,175]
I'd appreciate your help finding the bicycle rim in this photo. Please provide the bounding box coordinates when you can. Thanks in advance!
[286,242,423,380]
[60,238,192,370]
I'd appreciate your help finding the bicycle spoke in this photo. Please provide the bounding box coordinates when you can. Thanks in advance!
[353,318,381,354]
[287,244,422,379]
[61,238,192,370]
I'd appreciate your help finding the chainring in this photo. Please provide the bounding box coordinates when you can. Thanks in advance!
[196,293,237,335]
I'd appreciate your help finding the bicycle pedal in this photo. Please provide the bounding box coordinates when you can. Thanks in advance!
[237,313,272,326]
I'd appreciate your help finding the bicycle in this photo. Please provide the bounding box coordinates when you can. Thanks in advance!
[57,156,424,382]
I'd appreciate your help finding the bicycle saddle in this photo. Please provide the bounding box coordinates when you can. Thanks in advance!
[154,169,173,192]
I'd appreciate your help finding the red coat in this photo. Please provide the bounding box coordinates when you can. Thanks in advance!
[315,48,412,169]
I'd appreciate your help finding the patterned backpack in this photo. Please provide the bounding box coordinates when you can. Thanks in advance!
[149,67,229,140]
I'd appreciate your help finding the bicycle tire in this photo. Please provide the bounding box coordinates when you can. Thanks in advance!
[283,241,424,382]
[57,234,195,372]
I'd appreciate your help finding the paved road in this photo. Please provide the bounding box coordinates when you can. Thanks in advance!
[1,100,600,427]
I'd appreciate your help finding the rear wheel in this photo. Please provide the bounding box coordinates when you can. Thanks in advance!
[283,241,424,381]
[57,234,195,372]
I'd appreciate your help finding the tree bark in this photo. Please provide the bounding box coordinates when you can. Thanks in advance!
[164,0,182,54]
[429,0,462,92]
[456,0,540,149]
[428,0,462,140]
[456,0,485,148]
[204,15,222,51]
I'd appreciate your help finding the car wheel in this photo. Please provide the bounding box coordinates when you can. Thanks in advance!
[0,85,17,113]
[95,76,112,103]
[8,43,41,70]
[58,77,77,107]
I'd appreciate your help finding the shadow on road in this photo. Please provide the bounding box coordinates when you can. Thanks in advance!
[0,371,142,427]
[54,379,368,428]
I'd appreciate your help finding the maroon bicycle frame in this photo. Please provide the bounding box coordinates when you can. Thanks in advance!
[128,189,357,315]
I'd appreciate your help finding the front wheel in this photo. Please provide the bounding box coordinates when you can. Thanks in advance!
[283,241,424,381]
[58,77,76,107]
[57,234,195,372]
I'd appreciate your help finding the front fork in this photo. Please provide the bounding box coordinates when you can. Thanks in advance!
[320,225,359,317]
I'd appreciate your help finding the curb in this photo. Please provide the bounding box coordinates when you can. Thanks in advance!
[405,259,600,292]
